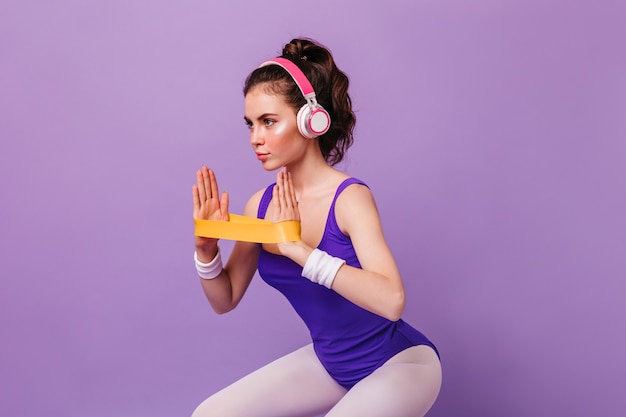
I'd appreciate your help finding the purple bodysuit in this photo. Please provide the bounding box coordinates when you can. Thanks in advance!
[257,177,438,390]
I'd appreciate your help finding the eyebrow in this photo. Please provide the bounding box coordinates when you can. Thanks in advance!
[243,113,279,123]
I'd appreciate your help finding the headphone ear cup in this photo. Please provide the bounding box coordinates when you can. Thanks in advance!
[297,104,331,139]
[297,104,315,139]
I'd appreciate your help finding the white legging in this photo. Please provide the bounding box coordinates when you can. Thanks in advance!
[191,344,441,417]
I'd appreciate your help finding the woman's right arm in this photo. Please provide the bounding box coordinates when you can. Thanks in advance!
[197,239,260,314]
[193,166,262,314]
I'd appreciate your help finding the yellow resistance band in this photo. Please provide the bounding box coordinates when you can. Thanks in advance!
[194,214,301,243]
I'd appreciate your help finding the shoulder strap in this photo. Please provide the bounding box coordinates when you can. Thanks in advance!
[328,177,368,221]
[257,183,276,219]
[331,177,368,206]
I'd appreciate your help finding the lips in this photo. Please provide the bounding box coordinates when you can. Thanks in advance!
[256,153,268,161]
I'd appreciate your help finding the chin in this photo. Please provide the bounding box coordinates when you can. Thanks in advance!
[260,161,282,172]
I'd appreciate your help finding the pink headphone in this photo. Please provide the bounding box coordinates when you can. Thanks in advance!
[259,57,331,139]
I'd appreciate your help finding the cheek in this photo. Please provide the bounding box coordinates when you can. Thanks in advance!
[272,120,292,137]
[268,120,298,146]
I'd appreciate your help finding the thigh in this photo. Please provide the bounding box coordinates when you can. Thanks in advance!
[192,344,347,417]
[325,345,442,417]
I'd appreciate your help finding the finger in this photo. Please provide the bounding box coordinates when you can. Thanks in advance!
[196,170,207,203]
[272,182,281,214]
[192,185,200,211]
[220,192,229,221]
[208,168,219,201]
[277,170,286,208]
[202,166,212,199]
[287,172,298,208]
[282,170,293,209]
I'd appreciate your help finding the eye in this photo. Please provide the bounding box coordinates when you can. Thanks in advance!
[264,118,276,127]
[244,119,253,129]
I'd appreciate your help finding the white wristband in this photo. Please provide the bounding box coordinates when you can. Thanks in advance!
[301,248,346,289]
[194,250,223,280]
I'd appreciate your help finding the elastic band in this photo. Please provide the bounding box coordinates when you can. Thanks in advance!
[194,214,301,243]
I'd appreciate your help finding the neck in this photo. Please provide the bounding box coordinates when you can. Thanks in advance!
[284,146,338,194]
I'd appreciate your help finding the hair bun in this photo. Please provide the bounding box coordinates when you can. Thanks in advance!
[283,39,311,61]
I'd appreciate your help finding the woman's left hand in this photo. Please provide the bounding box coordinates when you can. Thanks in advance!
[272,168,313,266]
[271,168,300,224]
[271,168,309,258]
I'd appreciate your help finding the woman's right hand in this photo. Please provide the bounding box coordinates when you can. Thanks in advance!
[192,165,229,257]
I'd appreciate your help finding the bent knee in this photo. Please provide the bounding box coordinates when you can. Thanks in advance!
[191,395,222,417]
[191,389,254,417]
[190,400,207,417]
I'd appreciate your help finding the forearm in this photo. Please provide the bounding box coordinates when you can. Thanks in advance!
[199,270,238,314]
[194,247,234,313]
[195,241,259,314]
[280,242,405,321]
[331,265,406,322]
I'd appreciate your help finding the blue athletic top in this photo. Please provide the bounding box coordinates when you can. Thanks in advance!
[256,177,438,390]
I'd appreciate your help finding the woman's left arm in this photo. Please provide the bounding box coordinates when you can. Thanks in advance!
[275,173,405,321]
[330,184,405,321]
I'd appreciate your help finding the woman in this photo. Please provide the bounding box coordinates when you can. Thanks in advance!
[191,38,441,417]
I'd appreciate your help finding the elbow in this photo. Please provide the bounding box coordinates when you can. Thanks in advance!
[209,299,239,315]
[385,309,404,323]
[212,305,233,315]
[383,290,406,322]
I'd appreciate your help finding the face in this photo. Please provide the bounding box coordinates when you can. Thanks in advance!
[244,86,307,170]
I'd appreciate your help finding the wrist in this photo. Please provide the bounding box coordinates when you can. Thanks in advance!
[301,248,346,289]
[277,240,310,264]
[194,249,223,280]
[194,242,219,263]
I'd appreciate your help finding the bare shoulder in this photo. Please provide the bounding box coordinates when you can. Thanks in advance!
[336,181,376,207]
[243,186,270,217]
[334,181,382,236]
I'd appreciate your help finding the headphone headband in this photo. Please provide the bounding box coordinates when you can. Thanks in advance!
[258,57,315,99]
[257,57,331,138]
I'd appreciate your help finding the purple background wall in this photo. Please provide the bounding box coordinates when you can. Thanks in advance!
[1,1,624,416]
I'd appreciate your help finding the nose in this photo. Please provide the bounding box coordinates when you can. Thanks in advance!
[250,126,264,146]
